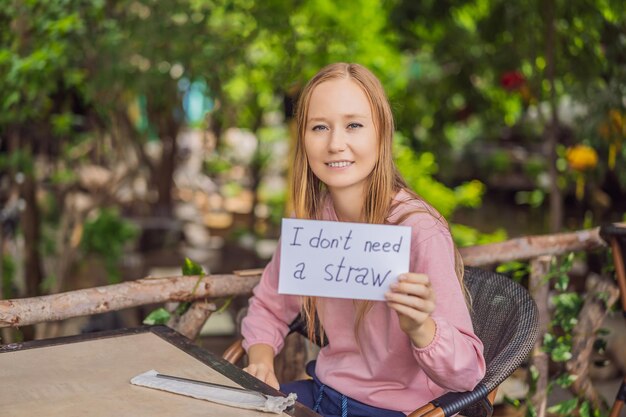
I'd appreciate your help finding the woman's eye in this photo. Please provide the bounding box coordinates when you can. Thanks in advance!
[312,125,328,131]
[347,123,363,129]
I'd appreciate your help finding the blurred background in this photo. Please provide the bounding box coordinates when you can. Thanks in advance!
[0,1,625,415]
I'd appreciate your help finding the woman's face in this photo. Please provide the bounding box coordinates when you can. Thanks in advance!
[304,78,378,197]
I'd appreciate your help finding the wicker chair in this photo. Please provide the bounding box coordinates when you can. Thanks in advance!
[223,266,539,417]
[599,223,626,417]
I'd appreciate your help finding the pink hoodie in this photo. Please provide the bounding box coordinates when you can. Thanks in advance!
[241,191,486,414]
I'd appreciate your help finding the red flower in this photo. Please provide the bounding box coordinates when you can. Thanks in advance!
[500,71,525,91]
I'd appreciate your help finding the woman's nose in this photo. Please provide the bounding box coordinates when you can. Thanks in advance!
[328,130,347,153]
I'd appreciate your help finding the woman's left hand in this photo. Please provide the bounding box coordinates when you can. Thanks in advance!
[385,273,436,347]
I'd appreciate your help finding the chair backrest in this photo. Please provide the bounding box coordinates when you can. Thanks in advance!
[464,266,539,393]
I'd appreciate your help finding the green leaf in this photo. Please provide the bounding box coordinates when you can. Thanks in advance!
[143,308,171,325]
[543,332,554,344]
[551,344,573,362]
[555,373,577,388]
[182,258,204,276]
[529,365,540,383]
[175,258,207,317]
[555,273,570,292]
[503,396,521,408]
[80,208,138,284]
[547,398,578,415]
[579,400,591,417]
[175,302,192,316]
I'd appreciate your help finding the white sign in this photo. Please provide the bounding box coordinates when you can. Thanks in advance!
[278,218,412,301]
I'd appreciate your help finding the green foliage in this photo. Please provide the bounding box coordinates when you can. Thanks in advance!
[50,167,78,185]
[515,251,613,416]
[182,257,204,276]
[484,149,512,173]
[543,331,573,362]
[221,182,244,198]
[525,253,606,416]
[450,223,507,248]
[143,307,171,325]
[204,156,231,176]
[554,373,578,388]
[394,136,486,219]
[496,260,530,282]
[547,398,579,415]
[261,189,287,228]
[80,208,138,284]
[515,190,546,209]
[0,1,93,128]
[390,0,626,199]
[142,257,235,329]
[0,149,34,176]
[543,255,581,367]
[551,292,583,333]
[394,134,503,246]
[143,257,205,325]
[175,257,206,315]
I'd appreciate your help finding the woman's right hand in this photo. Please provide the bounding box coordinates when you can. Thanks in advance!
[244,343,279,389]
[243,362,280,389]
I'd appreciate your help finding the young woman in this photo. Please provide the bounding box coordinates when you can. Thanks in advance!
[241,63,486,417]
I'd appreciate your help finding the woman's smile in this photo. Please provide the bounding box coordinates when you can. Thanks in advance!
[326,160,355,169]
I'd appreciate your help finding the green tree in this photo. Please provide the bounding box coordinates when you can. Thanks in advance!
[389,0,625,231]
[1,0,94,298]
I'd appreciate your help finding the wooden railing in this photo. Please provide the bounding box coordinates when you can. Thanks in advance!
[0,227,606,330]
[0,225,619,416]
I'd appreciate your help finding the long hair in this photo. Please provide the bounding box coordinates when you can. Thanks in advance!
[291,63,466,343]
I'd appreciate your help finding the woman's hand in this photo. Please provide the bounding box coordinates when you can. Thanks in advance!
[385,273,437,348]
[243,362,280,389]
[244,343,280,389]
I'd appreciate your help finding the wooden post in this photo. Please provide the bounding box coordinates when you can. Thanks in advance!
[171,301,217,340]
[529,256,552,417]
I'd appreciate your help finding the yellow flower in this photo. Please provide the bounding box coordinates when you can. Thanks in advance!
[566,145,598,172]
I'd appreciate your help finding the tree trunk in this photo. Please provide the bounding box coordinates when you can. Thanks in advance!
[170,301,217,340]
[7,133,44,300]
[154,128,177,217]
[0,223,12,344]
[18,165,44,298]
[248,112,265,231]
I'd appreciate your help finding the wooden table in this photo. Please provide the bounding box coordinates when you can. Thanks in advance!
[0,325,319,417]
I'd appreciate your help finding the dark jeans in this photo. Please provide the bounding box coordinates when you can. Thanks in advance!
[280,361,406,417]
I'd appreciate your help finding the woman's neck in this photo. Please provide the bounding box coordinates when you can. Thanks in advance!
[328,185,366,223]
